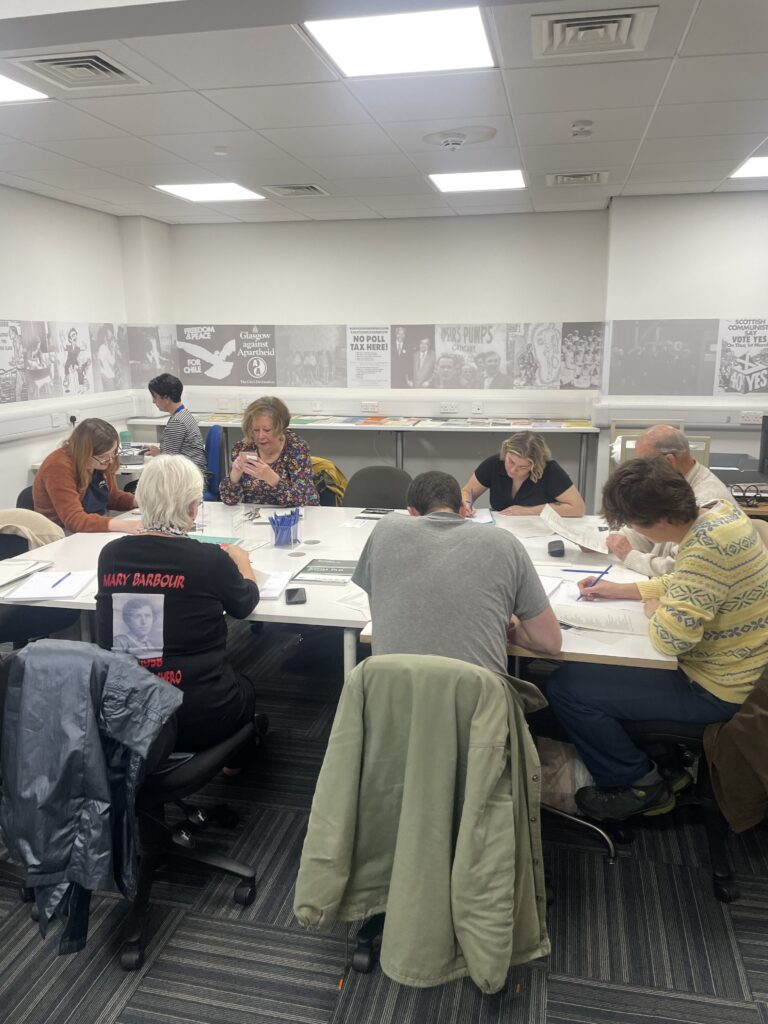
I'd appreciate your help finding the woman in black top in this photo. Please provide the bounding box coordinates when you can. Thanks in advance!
[96,454,261,759]
[462,431,586,517]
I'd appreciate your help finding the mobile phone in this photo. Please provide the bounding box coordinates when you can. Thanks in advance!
[285,587,307,605]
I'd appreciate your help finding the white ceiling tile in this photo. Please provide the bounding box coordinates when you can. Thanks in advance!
[104,163,222,186]
[268,197,372,214]
[226,208,310,222]
[407,147,523,174]
[166,213,242,223]
[648,100,768,138]
[528,183,622,203]
[195,158,320,188]
[70,92,245,135]
[0,100,125,141]
[0,141,82,171]
[382,116,518,152]
[681,0,768,57]
[514,107,654,147]
[442,191,533,208]
[307,210,383,220]
[491,0,697,68]
[123,26,336,89]
[9,164,133,188]
[523,141,638,172]
[76,185,183,205]
[531,200,609,211]
[347,70,509,122]
[259,123,401,158]
[144,129,286,163]
[503,60,672,114]
[380,209,456,219]
[40,136,180,166]
[663,55,768,105]
[453,205,533,216]
[362,194,454,213]
[628,160,737,182]
[635,134,768,164]
[298,153,417,179]
[320,176,433,197]
[202,82,370,129]
[715,178,768,192]
[622,180,722,195]
[191,199,287,216]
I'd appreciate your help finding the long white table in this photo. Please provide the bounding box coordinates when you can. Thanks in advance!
[0,506,673,675]
[128,414,599,495]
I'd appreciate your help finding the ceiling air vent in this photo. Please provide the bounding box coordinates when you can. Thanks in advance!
[546,171,610,186]
[531,6,658,58]
[264,184,330,198]
[9,52,145,89]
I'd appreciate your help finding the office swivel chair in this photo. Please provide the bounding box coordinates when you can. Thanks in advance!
[203,424,224,501]
[15,487,34,510]
[121,712,268,970]
[341,465,412,509]
[0,527,79,646]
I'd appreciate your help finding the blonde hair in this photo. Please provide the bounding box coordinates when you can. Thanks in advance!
[63,418,119,491]
[136,454,204,533]
[242,396,291,440]
[500,431,551,483]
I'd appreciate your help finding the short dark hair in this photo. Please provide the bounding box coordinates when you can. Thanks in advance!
[601,457,699,529]
[148,373,183,403]
[407,471,462,515]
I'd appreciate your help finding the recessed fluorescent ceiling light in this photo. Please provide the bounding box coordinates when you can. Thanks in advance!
[304,6,493,77]
[429,170,525,192]
[0,73,47,102]
[155,183,265,202]
[731,156,768,178]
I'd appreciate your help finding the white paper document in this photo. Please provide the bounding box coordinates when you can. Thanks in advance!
[5,570,96,602]
[552,590,648,635]
[467,508,494,524]
[335,584,371,618]
[538,575,565,598]
[253,569,293,600]
[539,504,609,555]
[0,558,53,589]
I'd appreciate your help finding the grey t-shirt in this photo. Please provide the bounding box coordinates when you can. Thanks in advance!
[352,511,550,676]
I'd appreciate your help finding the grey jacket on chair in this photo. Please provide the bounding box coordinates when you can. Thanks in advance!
[294,654,549,993]
[0,640,182,949]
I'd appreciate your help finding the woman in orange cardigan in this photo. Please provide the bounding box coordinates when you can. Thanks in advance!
[34,418,142,534]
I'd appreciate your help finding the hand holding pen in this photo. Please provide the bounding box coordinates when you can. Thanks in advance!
[577,572,643,602]
[576,565,611,600]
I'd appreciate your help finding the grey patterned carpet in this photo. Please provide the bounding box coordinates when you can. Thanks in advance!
[2,621,768,1024]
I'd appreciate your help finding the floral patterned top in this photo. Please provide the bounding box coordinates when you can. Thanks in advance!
[219,429,320,506]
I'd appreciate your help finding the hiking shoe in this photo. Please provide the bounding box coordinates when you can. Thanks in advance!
[575,781,675,821]
[663,768,693,795]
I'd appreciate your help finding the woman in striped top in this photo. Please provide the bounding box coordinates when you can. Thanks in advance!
[546,456,768,822]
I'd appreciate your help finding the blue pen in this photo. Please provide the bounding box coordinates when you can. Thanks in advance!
[577,565,610,600]
[51,571,71,589]
[562,566,611,573]
[469,487,474,512]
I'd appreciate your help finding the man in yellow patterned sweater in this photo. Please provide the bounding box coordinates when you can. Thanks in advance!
[547,457,768,821]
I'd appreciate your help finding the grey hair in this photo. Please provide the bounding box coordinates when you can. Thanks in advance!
[639,426,690,458]
[136,454,204,533]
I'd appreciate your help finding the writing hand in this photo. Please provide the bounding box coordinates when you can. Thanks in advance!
[606,533,632,560]
[459,499,475,518]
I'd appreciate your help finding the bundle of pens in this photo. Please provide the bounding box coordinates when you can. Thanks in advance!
[269,507,300,547]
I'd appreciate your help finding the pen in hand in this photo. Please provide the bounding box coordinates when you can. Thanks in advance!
[469,487,474,512]
[577,569,614,598]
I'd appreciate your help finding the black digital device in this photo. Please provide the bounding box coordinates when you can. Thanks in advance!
[760,415,768,476]
[547,540,565,557]
[285,587,307,605]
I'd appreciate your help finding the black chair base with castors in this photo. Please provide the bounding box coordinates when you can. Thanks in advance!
[120,715,268,971]
[351,913,385,973]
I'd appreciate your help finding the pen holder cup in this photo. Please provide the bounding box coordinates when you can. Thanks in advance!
[271,518,298,547]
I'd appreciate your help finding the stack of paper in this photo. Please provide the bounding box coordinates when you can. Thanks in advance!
[0,558,52,588]
[5,570,96,602]
[540,504,609,554]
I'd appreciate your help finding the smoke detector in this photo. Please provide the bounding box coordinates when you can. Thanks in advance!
[423,126,497,149]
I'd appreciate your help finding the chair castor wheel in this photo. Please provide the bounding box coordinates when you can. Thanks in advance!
[713,880,739,903]
[20,886,34,903]
[234,880,256,906]
[351,947,375,973]
[30,904,40,922]
[172,826,195,849]
[120,945,145,971]
[187,807,208,828]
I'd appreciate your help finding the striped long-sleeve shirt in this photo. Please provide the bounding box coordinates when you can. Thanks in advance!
[637,500,768,703]
[160,406,208,478]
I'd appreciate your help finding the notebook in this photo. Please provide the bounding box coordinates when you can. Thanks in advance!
[5,570,96,602]
[0,558,53,589]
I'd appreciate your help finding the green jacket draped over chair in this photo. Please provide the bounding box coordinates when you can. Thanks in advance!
[294,654,549,993]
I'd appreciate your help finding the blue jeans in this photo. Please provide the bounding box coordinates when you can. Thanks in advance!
[546,663,740,788]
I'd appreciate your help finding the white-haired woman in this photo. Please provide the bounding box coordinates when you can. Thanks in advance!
[462,430,585,517]
[96,455,263,763]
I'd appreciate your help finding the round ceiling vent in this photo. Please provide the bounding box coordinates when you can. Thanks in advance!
[423,126,497,149]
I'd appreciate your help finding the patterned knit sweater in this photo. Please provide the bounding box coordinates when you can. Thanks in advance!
[637,501,768,703]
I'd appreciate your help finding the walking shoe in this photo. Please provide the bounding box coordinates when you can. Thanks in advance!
[575,780,676,821]
[663,768,693,795]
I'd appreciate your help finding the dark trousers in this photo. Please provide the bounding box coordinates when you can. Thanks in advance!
[546,663,740,788]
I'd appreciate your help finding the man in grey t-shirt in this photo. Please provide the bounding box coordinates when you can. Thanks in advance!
[352,471,561,676]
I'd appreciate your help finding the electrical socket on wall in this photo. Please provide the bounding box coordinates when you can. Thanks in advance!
[740,410,764,425]
[361,400,379,413]
[439,401,459,414]
[470,402,483,416]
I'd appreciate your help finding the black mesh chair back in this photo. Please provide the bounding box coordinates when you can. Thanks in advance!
[16,487,35,510]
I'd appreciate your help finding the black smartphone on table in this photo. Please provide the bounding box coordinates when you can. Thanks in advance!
[285,587,307,605]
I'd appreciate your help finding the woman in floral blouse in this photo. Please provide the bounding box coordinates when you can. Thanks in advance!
[219,396,320,507]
